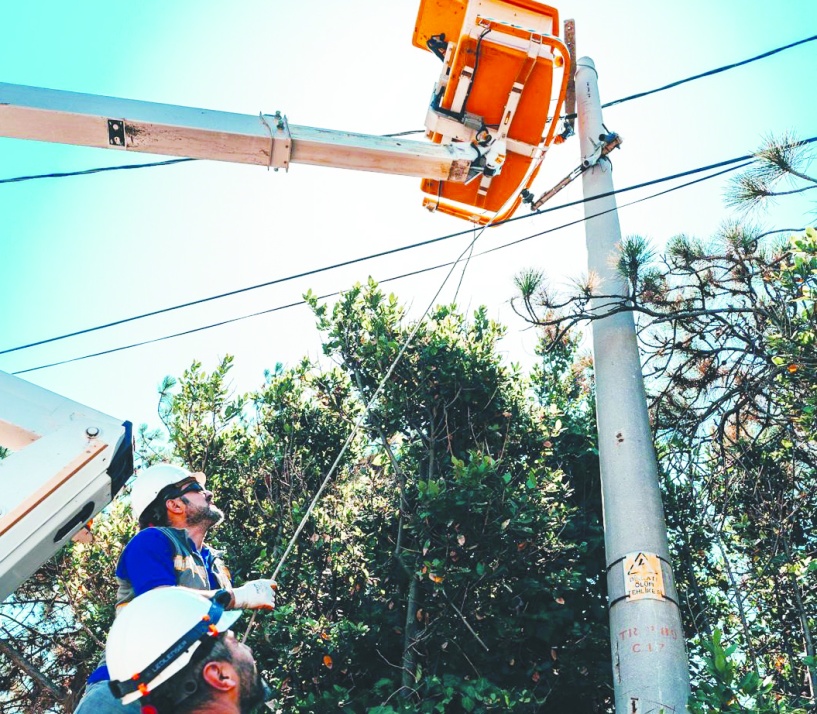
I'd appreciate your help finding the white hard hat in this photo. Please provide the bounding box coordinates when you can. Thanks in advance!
[130,463,206,522]
[107,587,241,704]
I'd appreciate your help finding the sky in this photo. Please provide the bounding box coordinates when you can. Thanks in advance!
[0,0,815,440]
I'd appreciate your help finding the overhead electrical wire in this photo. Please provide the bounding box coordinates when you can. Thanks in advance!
[0,158,195,185]
[3,34,816,371]
[0,33,814,187]
[11,156,759,375]
[0,148,773,358]
[4,135,817,360]
[600,32,817,111]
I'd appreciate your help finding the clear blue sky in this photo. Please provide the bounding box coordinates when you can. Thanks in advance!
[1,0,815,434]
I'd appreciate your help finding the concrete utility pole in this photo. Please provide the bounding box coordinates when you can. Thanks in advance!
[576,57,691,713]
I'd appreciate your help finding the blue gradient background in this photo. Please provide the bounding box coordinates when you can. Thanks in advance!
[1,0,815,431]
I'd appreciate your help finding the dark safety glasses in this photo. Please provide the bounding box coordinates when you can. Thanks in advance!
[176,481,205,497]
[162,481,205,501]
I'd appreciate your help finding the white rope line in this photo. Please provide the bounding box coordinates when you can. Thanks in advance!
[242,213,496,641]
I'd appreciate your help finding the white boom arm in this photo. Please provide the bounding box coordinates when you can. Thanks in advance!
[0,77,485,603]
[0,80,484,603]
[0,371,133,602]
[0,82,476,182]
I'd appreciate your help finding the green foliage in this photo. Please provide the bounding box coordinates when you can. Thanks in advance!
[689,630,808,714]
[637,227,817,708]
[3,283,606,713]
[642,229,817,706]
[726,132,814,214]
[293,281,609,711]
[767,227,817,433]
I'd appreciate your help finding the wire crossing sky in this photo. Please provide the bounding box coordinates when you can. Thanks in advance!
[4,31,814,187]
[7,139,799,365]
[12,157,753,375]
[1,0,815,430]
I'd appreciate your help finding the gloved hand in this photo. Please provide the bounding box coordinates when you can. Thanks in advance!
[232,579,276,610]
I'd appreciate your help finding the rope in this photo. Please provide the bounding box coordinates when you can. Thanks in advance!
[241,216,494,642]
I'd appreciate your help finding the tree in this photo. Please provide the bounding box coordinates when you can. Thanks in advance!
[512,133,817,710]
[300,281,609,712]
[1,286,608,713]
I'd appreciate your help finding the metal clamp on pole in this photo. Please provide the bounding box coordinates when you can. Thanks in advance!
[525,131,622,210]
[582,131,622,168]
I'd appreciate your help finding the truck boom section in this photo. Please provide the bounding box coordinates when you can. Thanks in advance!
[0,371,133,602]
[0,82,475,182]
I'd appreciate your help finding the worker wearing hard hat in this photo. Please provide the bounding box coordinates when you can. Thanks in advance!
[105,587,271,713]
[74,463,275,713]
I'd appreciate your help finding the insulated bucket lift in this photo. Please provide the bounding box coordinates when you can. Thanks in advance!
[414,0,571,224]
[0,372,133,601]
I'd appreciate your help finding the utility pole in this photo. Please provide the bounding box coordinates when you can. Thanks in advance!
[576,57,691,713]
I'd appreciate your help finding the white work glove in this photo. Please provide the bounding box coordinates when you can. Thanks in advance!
[231,579,276,610]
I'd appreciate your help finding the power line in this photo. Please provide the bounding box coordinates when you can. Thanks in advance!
[0,225,473,355]
[0,145,783,358]
[601,33,817,111]
[394,160,757,278]
[0,158,195,185]
[481,161,755,257]
[10,157,754,375]
[2,33,814,187]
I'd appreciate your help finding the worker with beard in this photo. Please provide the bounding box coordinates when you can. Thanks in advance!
[106,587,272,713]
[74,464,275,713]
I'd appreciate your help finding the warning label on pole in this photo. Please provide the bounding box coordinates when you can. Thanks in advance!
[623,552,665,601]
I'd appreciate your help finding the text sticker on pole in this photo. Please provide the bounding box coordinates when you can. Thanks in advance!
[623,552,665,601]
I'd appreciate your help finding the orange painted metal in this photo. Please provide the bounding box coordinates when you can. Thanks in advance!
[414,0,570,224]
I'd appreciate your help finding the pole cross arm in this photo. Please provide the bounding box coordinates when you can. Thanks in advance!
[0,82,475,182]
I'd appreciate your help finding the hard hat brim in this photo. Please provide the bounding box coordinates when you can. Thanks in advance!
[118,606,244,704]
[215,607,243,632]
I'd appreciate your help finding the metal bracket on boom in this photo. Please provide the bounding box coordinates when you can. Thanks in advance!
[107,118,126,147]
[260,112,292,171]
[523,131,622,211]
[583,131,622,168]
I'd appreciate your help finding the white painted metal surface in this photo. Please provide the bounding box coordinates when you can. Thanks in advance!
[0,371,133,602]
[0,82,476,182]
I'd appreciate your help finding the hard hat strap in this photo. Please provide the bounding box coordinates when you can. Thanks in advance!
[108,590,231,700]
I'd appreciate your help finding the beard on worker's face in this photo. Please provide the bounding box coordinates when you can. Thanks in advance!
[236,658,267,713]
[181,497,224,528]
